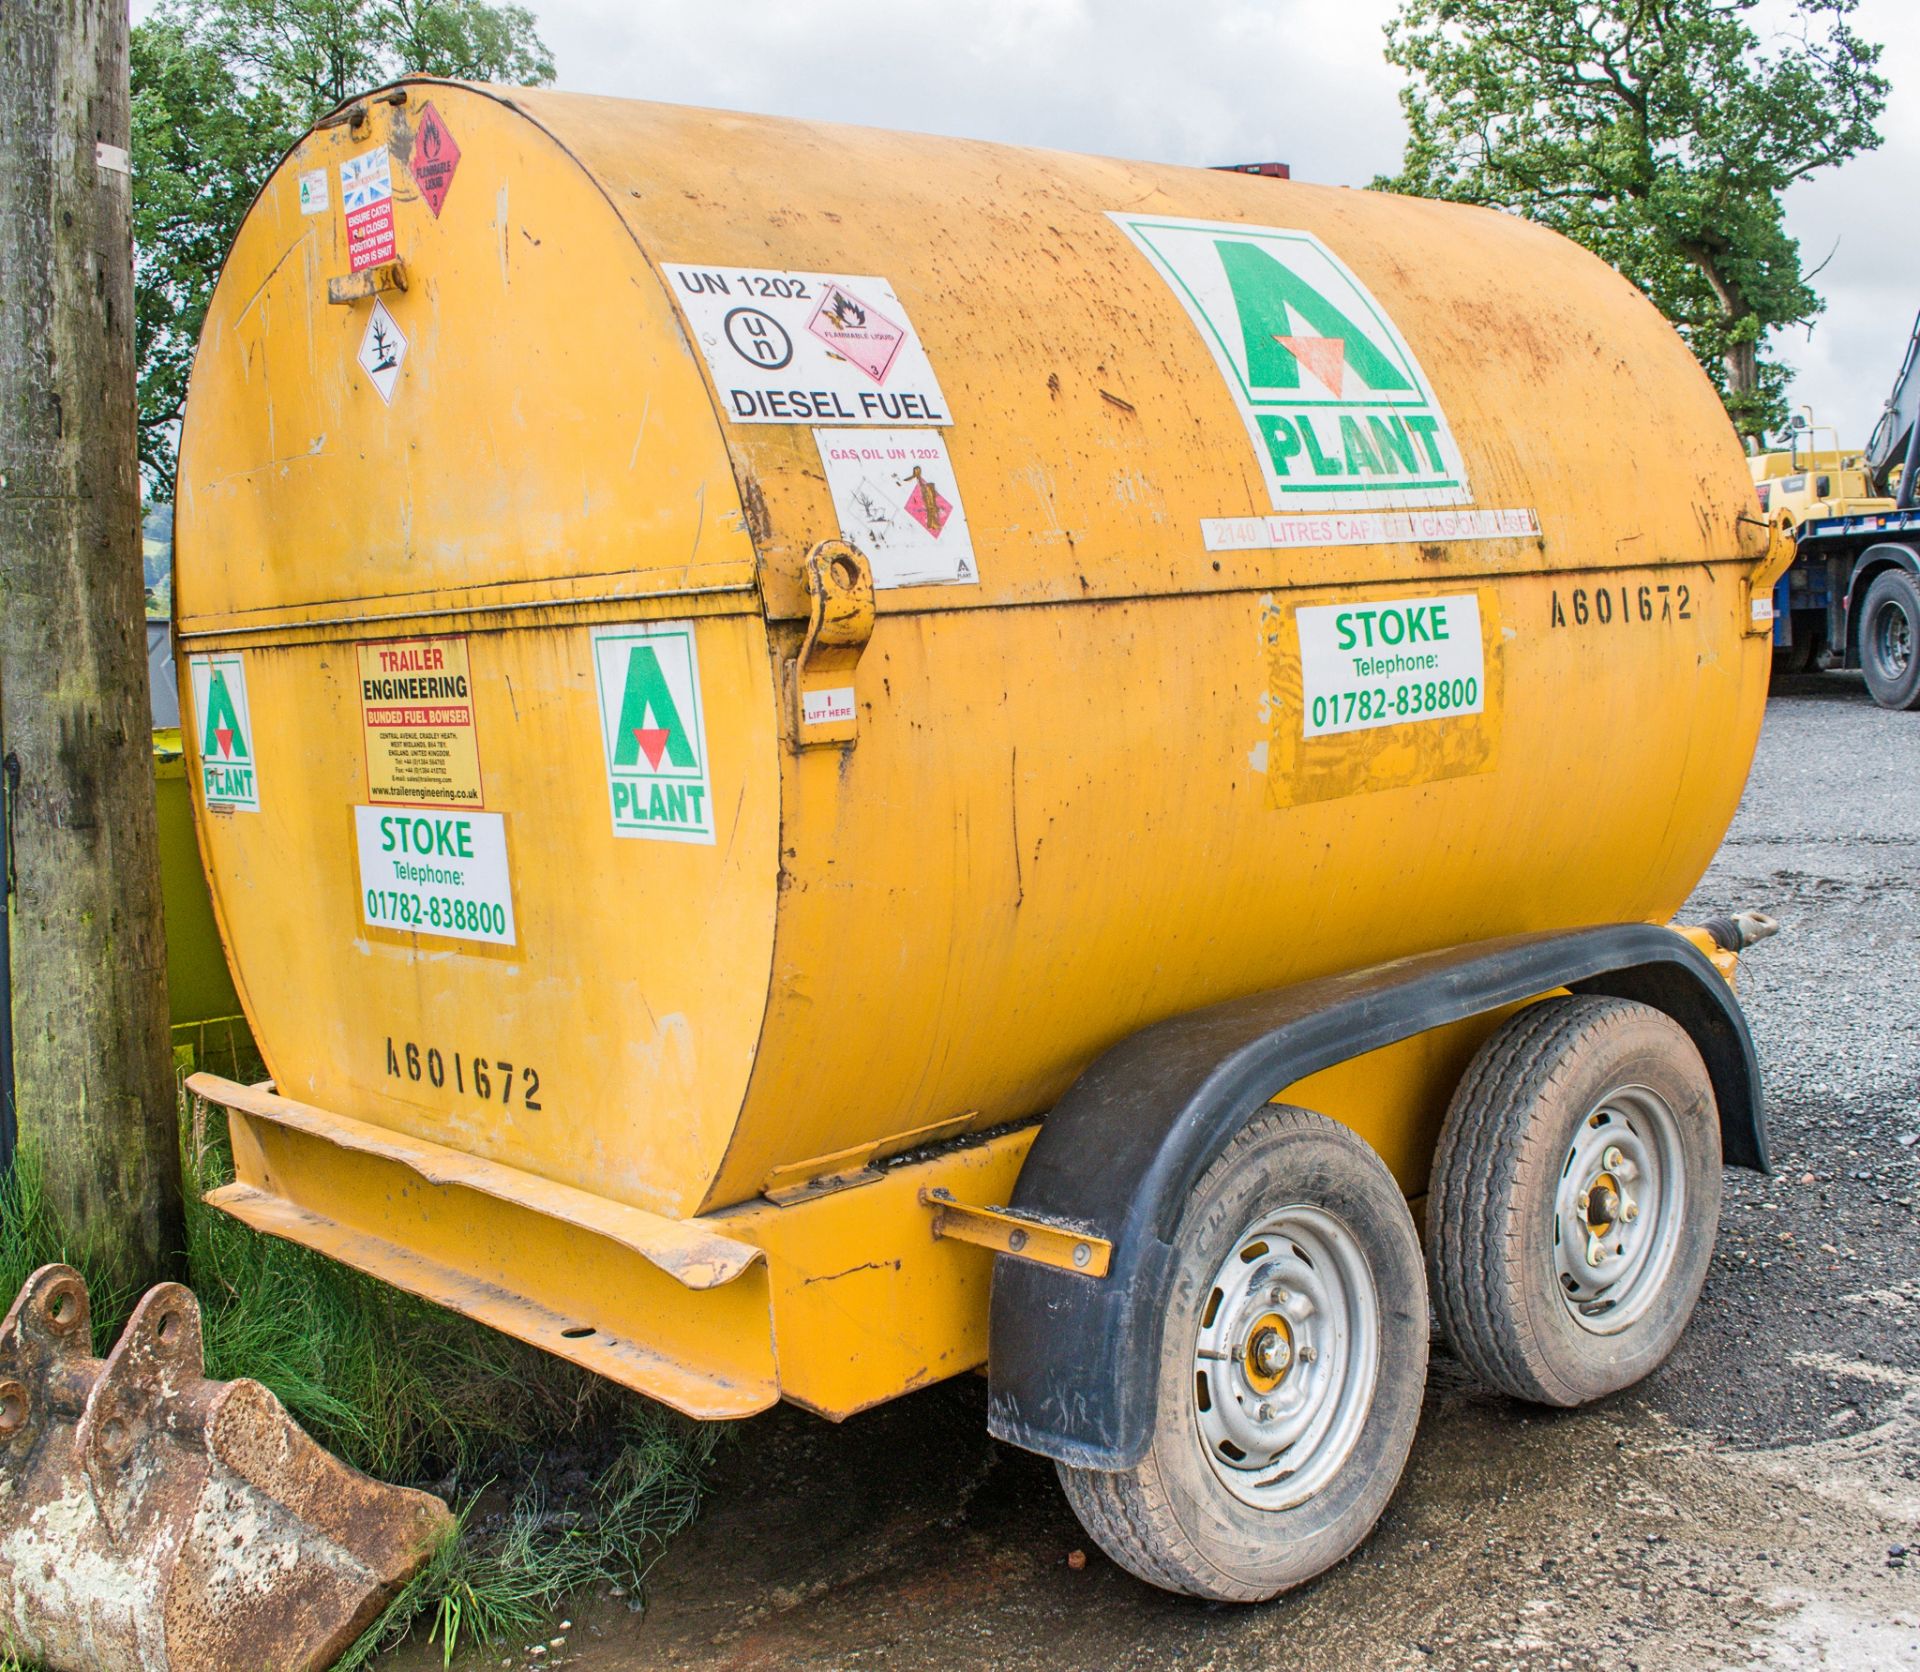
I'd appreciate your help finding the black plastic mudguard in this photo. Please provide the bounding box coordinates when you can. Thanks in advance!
[986,923,1765,1470]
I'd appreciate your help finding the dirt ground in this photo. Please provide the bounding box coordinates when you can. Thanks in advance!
[419,673,1920,1672]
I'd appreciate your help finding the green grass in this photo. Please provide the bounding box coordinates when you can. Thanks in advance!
[0,1092,719,1667]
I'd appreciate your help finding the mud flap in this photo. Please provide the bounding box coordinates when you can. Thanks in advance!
[0,1264,453,1672]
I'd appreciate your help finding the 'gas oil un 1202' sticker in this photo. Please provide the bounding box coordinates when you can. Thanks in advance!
[1111,214,1470,513]
[590,622,716,844]
[814,428,978,587]
[188,652,261,812]
[662,265,951,426]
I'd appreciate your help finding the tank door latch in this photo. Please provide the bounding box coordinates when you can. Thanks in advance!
[326,259,409,306]
[787,539,875,749]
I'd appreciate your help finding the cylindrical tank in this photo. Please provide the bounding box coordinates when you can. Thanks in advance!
[176,81,1770,1222]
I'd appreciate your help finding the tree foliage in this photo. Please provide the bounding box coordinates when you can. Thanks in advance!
[132,0,555,490]
[1379,0,1887,440]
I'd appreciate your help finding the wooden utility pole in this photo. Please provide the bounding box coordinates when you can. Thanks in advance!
[0,0,181,1285]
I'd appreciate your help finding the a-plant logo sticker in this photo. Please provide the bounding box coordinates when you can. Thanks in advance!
[1111,214,1471,511]
[590,623,715,844]
[188,652,261,811]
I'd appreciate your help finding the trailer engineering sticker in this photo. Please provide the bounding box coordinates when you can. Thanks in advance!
[590,623,717,844]
[814,429,978,587]
[355,807,516,946]
[1112,214,1470,513]
[188,652,260,812]
[662,265,951,425]
[1295,594,1486,737]
[358,636,483,806]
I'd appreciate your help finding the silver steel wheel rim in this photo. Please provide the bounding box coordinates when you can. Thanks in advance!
[1191,1204,1380,1511]
[1552,1083,1687,1336]
[1876,599,1913,679]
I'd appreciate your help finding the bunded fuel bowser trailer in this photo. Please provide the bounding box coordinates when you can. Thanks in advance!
[176,81,1786,1600]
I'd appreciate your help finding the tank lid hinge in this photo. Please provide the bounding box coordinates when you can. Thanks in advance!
[760,1111,977,1205]
[919,1189,1113,1278]
[785,538,875,750]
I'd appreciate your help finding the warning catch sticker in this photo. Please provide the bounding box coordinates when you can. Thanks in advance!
[814,429,978,588]
[1296,594,1485,738]
[661,265,951,426]
[1112,215,1470,512]
[358,636,483,806]
[409,103,461,218]
[188,652,261,812]
[590,623,716,845]
[340,148,396,273]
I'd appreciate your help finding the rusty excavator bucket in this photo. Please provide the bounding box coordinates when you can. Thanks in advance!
[0,1264,453,1671]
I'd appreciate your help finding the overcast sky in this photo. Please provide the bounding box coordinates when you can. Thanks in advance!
[523,0,1917,448]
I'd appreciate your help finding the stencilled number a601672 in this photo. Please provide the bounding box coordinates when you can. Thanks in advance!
[385,1036,542,1110]
[1550,581,1692,628]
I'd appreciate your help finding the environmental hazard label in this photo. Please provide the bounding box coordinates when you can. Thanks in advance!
[188,652,261,812]
[358,636,483,806]
[340,147,396,273]
[409,102,461,218]
[1111,215,1470,512]
[814,428,978,588]
[356,297,408,404]
[590,623,716,844]
[661,265,951,426]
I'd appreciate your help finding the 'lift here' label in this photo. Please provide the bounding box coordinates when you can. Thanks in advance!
[661,264,953,426]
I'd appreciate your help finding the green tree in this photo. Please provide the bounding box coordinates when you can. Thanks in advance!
[1378,0,1887,441]
[132,0,554,489]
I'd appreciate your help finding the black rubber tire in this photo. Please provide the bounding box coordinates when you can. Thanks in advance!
[1860,569,1920,710]
[1427,997,1722,1408]
[1055,1107,1428,1601]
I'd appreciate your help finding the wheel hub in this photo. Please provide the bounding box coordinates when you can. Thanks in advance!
[1882,606,1913,678]
[1191,1205,1379,1511]
[1552,1087,1686,1334]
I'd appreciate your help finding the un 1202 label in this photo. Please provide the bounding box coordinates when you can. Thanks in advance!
[354,807,516,946]
[1296,593,1485,739]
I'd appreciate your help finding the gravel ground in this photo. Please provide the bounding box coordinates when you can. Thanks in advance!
[412,674,1920,1672]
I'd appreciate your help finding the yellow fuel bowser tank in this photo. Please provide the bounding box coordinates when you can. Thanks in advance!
[178,82,1786,1600]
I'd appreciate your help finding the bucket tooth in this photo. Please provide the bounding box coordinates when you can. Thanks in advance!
[0,1263,453,1672]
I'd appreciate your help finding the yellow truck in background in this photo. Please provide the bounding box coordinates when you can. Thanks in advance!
[1755,311,1920,704]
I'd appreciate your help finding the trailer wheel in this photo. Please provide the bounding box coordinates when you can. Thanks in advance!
[1860,568,1920,710]
[1427,997,1721,1407]
[1055,1107,1427,1600]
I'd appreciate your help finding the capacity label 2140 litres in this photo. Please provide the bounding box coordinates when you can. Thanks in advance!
[1296,593,1486,739]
